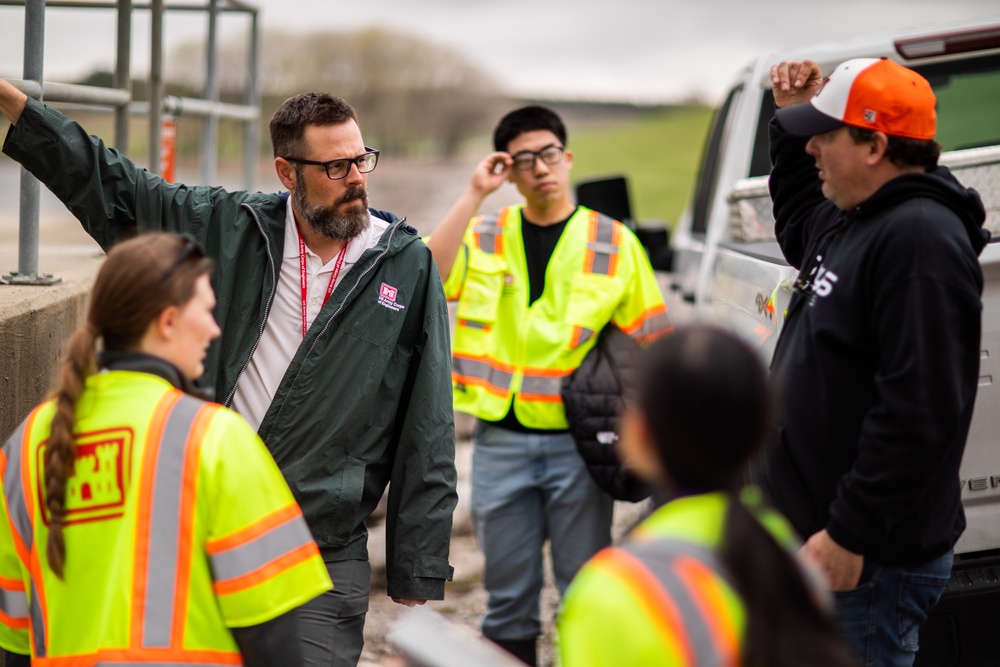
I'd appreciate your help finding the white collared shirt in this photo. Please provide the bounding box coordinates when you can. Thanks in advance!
[231,200,389,430]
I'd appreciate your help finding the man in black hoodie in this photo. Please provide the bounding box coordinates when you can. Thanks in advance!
[764,58,987,666]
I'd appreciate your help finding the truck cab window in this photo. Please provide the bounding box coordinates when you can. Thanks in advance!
[748,90,776,178]
[692,85,743,236]
[917,55,1000,151]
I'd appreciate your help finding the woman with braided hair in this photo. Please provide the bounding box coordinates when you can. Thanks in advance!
[559,324,858,666]
[0,233,331,667]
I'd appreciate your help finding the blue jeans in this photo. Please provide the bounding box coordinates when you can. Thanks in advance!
[834,551,952,667]
[471,421,613,641]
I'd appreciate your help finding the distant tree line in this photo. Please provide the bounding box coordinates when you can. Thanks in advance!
[158,26,507,159]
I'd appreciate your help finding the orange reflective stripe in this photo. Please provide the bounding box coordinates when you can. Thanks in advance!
[583,210,600,274]
[213,541,321,596]
[609,222,622,276]
[0,450,29,570]
[130,390,183,648]
[516,394,563,404]
[457,319,492,331]
[593,548,695,666]
[674,556,741,666]
[171,404,215,647]
[621,303,673,343]
[206,503,302,555]
[29,539,50,656]
[34,646,243,666]
[0,607,30,631]
[0,574,25,592]
[452,353,516,397]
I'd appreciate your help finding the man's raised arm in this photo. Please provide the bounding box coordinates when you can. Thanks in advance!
[425,152,511,280]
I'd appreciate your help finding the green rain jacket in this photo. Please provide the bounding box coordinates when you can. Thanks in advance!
[3,98,457,600]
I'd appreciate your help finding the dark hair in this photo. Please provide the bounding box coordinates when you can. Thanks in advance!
[848,125,940,170]
[45,233,213,578]
[269,92,359,159]
[636,326,856,666]
[492,105,567,153]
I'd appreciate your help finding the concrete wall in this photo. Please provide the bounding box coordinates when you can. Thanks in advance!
[0,263,101,442]
[0,209,104,442]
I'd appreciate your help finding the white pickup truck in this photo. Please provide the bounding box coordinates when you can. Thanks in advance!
[661,18,1000,667]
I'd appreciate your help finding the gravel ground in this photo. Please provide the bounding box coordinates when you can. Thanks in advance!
[361,437,651,667]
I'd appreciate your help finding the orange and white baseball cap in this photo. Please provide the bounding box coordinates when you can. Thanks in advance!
[775,58,937,140]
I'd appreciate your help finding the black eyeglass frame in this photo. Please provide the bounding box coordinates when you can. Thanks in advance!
[159,235,206,284]
[510,143,565,171]
[283,147,380,180]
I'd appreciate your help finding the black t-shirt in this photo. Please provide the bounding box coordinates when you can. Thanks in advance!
[489,208,576,433]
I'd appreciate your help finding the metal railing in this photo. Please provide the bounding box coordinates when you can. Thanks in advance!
[1,0,261,285]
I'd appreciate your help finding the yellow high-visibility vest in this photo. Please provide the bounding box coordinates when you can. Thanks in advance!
[0,370,332,665]
[442,205,671,429]
[559,490,801,667]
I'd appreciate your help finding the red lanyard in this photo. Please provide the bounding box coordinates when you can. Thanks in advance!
[299,231,349,338]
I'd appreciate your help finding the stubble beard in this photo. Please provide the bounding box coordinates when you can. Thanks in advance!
[294,176,370,241]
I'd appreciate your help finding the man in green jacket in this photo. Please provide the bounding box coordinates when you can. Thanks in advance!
[0,80,456,667]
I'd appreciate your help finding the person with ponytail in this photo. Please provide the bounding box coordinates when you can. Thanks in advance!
[0,233,331,666]
[558,325,857,666]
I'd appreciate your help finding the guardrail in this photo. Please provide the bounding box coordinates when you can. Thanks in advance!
[1,0,260,286]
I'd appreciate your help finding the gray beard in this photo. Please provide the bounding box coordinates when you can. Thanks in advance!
[294,181,370,241]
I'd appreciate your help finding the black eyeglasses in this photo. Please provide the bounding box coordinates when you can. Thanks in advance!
[284,147,380,180]
[159,235,206,284]
[511,144,565,171]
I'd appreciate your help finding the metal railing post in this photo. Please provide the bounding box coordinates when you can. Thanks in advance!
[3,0,60,286]
[243,9,259,190]
[201,0,220,183]
[113,0,132,151]
[148,0,163,174]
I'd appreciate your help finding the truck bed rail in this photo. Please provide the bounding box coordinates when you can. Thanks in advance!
[727,144,1000,242]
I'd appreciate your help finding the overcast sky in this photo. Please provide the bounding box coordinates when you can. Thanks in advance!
[1,0,998,103]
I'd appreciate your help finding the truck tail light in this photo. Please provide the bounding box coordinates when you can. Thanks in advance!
[895,25,1000,59]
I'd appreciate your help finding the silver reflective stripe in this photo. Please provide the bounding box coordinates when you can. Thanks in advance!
[473,213,502,255]
[142,395,205,649]
[460,320,490,330]
[631,311,672,340]
[623,540,731,667]
[587,241,618,255]
[30,580,44,657]
[0,586,29,622]
[587,214,619,276]
[576,327,596,347]
[452,356,513,391]
[211,514,314,583]
[2,421,32,555]
[520,375,562,397]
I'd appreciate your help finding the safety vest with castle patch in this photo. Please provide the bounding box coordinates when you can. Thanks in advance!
[0,370,332,665]
[442,205,672,430]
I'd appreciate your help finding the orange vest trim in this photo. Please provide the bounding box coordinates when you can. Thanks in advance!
[212,541,321,597]
[673,555,741,666]
[170,403,216,647]
[129,390,183,648]
[591,548,696,666]
[206,503,303,555]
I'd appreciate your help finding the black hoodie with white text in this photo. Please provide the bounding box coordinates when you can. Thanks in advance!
[763,117,988,566]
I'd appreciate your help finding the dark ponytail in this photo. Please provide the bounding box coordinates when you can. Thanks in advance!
[43,234,212,578]
[722,495,856,666]
[637,325,855,666]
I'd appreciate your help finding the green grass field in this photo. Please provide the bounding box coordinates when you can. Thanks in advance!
[569,106,714,230]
